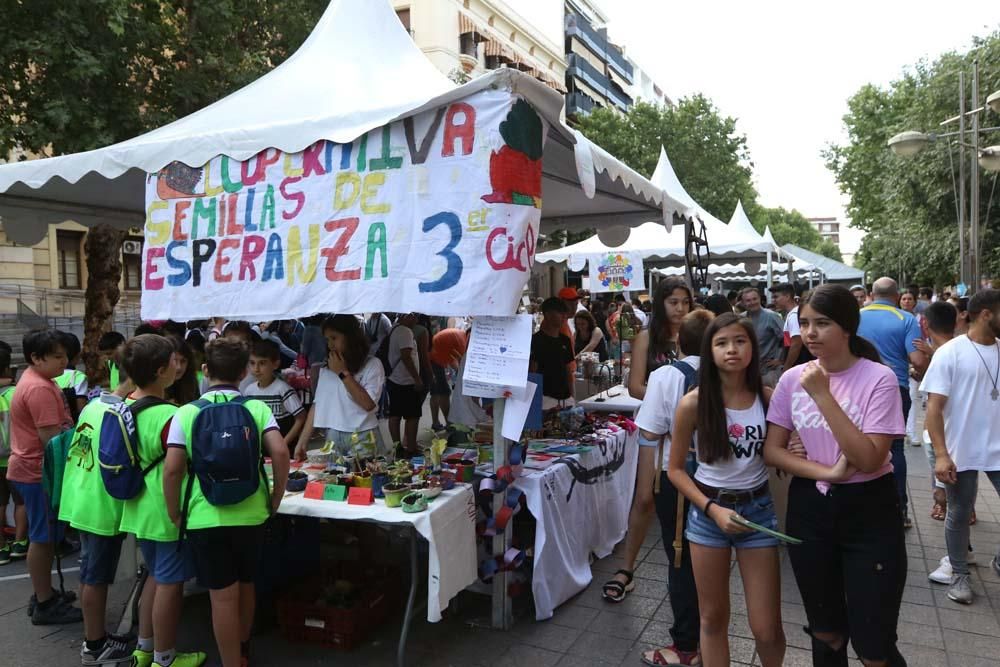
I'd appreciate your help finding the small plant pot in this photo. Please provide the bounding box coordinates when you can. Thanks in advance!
[354,472,373,488]
[286,471,308,493]
[401,492,428,513]
[372,473,388,498]
[337,474,354,488]
[439,471,457,490]
[383,484,409,508]
[453,459,476,483]
[421,484,443,501]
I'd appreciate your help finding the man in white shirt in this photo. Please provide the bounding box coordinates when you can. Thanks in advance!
[363,313,393,357]
[769,283,811,373]
[385,313,425,455]
[922,289,1000,605]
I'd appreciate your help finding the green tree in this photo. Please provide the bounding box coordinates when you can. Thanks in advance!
[825,31,1000,285]
[0,0,328,157]
[573,97,758,221]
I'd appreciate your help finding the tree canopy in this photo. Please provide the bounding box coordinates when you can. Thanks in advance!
[825,31,1000,285]
[0,0,327,157]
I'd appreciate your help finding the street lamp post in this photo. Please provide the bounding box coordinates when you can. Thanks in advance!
[887,59,1000,294]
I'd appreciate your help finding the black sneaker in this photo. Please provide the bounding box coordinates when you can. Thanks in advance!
[31,598,83,626]
[80,635,135,665]
[28,589,78,617]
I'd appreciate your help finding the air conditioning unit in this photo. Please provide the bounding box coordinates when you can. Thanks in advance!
[122,240,142,255]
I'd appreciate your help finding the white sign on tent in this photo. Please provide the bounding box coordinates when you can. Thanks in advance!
[588,251,645,293]
[141,90,546,320]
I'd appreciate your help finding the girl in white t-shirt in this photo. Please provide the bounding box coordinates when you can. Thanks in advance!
[294,315,386,460]
[667,312,784,667]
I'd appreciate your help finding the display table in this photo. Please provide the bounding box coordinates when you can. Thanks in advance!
[514,428,638,619]
[278,485,477,666]
[578,384,642,413]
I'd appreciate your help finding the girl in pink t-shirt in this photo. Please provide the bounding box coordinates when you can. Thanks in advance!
[763,284,906,666]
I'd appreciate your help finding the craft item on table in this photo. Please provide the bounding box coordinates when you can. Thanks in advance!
[353,471,373,488]
[347,487,374,506]
[545,444,593,455]
[286,471,309,493]
[401,492,428,513]
[559,406,586,432]
[421,478,443,501]
[439,471,457,490]
[523,453,557,470]
[381,482,409,508]
[304,482,326,500]
[426,436,448,469]
[324,484,348,501]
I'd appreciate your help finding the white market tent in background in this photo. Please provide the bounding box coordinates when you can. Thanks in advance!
[0,0,690,247]
[780,244,865,283]
[536,148,774,270]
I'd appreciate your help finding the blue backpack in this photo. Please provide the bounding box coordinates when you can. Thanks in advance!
[185,396,263,508]
[98,396,169,500]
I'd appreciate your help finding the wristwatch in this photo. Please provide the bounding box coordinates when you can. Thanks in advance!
[338,371,350,380]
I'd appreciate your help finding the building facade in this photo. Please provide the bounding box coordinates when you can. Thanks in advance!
[808,216,840,245]
[563,0,633,116]
[392,0,566,93]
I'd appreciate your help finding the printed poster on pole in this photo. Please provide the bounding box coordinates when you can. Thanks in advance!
[141,89,546,320]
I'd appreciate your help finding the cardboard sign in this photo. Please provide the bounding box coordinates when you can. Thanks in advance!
[304,481,326,500]
[141,90,546,320]
[348,487,374,506]
[324,484,348,501]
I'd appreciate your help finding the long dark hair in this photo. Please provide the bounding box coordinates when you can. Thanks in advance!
[696,312,765,464]
[166,335,200,405]
[648,278,693,378]
[322,315,370,374]
[801,284,881,364]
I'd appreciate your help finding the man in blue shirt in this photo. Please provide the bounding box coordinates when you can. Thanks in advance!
[858,277,929,528]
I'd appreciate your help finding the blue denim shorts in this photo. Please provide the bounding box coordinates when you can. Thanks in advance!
[139,538,196,585]
[686,491,779,549]
[10,480,63,544]
[79,532,125,585]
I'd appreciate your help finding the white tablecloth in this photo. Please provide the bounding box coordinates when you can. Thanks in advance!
[514,429,638,619]
[578,385,642,413]
[278,486,477,622]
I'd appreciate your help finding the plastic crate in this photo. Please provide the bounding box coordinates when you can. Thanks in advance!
[276,574,396,650]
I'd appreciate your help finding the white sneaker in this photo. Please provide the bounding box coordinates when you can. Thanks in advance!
[929,553,977,584]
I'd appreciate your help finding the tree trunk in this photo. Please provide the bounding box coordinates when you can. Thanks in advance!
[82,224,125,387]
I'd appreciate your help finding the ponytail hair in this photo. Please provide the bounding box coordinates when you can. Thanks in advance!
[849,333,882,364]
[803,285,882,364]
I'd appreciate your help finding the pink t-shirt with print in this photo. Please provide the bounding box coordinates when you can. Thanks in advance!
[767,357,904,486]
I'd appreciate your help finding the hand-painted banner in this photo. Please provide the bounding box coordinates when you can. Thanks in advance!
[588,252,644,293]
[141,90,546,320]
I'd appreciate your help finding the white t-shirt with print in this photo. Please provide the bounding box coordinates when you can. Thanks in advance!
[313,357,385,432]
[693,397,769,490]
[635,357,701,470]
[783,306,801,342]
[388,326,418,385]
[920,335,1000,472]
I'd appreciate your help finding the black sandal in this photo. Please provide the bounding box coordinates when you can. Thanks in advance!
[602,569,635,603]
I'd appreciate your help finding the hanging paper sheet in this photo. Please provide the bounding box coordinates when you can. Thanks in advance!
[588,252,644,293]
[141,89,546,320]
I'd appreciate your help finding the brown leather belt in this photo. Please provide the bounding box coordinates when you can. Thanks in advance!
[695,480,770,505]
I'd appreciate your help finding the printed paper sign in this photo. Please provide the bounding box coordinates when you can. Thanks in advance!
[588,252,644,293]
[141,90,546,320]
[462,314,532,398]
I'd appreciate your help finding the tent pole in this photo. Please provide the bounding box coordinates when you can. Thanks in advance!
[766,250,773,304]
[491,398,512,630]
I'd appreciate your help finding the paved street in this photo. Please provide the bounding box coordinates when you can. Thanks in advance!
[3,444,1000,666]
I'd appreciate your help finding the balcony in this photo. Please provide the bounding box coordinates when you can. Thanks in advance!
[566,91,595,116]
[564,12,633,83]
[567,54,610,97]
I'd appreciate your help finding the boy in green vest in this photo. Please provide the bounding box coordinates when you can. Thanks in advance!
[0,345,27,565]
[58,370,134,665]
[98,331,126,392]
[54,331,89,421]
[163,338,289,667]
[120,334,207,667]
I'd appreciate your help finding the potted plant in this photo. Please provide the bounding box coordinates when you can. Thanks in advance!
[366,459,389,498]
[383,460,413,508]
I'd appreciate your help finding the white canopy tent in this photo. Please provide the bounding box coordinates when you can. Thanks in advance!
[0,0,689,246]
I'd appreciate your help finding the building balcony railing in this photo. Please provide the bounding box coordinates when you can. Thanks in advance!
[566,91,595,116]
[567,54,610,96]
[565,12,633,83]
